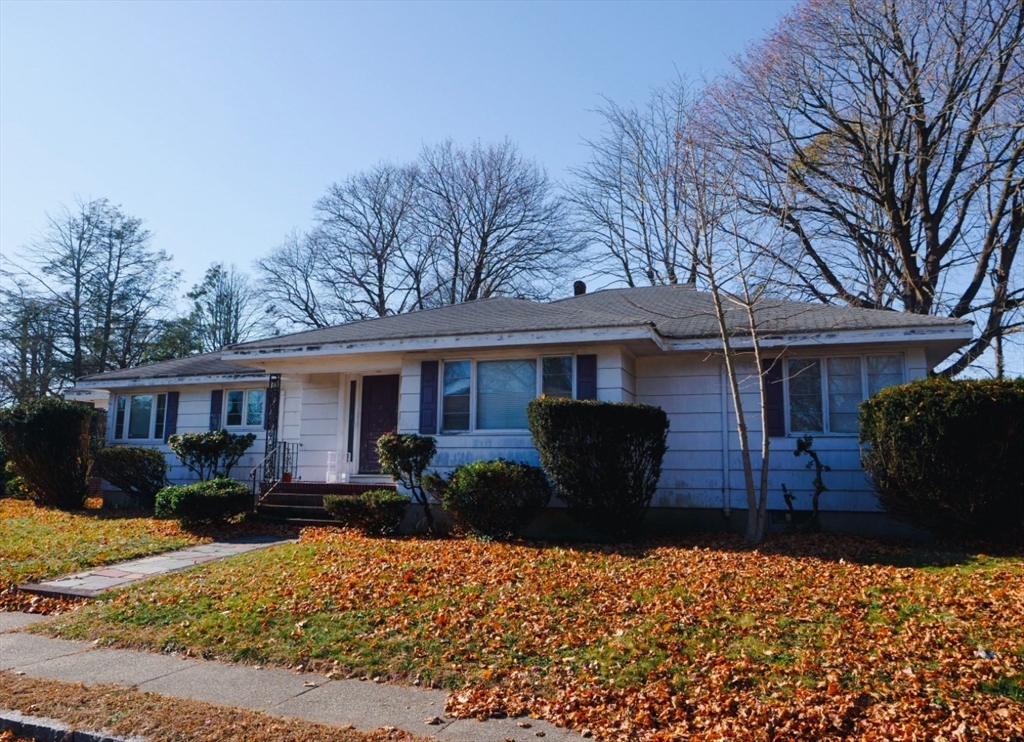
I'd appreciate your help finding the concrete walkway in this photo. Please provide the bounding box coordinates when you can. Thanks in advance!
[1,613,579,741]
[19,536,293,598]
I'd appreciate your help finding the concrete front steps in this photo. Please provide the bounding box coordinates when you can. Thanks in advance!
[255,481,397,525]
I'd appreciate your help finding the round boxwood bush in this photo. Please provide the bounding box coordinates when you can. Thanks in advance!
[528,397,668,540]
[323,488,409,536]
[154,478,251,524]
[427,459,551,539]
[860,376,1024,542]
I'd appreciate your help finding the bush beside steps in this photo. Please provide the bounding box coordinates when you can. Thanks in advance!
[324,489,410,536]
[155,478,251,524]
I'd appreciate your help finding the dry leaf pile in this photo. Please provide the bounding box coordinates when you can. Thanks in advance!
[42,527,1024,741]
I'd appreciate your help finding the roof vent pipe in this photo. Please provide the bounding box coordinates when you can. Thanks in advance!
[573,280,587,296]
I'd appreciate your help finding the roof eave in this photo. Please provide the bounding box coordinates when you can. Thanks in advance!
[662,323,974,353]
[222,324,666,362]
[75,371,268,390]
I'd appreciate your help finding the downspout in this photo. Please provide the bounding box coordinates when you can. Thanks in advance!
[720,363,730,518]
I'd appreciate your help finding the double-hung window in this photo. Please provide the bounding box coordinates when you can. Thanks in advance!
[786,354,904,434]
[225,389,265,428]
[440,356,575,433]
[114,393,168,441]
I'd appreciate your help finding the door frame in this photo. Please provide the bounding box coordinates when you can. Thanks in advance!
[356,373,400,475]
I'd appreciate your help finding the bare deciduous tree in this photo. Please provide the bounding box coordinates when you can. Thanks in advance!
[257,229,338,330]
[419,139,573,305]
[709,0,1024,376]
[315,163,426,319]
[569,80,700,287]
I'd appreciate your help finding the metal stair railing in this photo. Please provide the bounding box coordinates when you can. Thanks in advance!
[250,441,299,507]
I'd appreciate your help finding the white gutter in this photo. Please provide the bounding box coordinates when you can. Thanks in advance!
[662,323,973,353]
[75,371,267,391]
[222,325,663,361]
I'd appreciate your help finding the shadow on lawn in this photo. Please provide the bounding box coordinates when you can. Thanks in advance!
[73,502,302,542]
[511,530,1023,569]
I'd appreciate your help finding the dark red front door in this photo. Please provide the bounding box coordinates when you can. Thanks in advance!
[359,375,400,474]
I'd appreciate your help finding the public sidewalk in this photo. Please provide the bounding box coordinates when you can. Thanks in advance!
[18,535,293,599]
[1,614,578,741]
[4,537,579,741]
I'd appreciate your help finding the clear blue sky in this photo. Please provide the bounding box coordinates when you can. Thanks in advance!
[1,0,795,293]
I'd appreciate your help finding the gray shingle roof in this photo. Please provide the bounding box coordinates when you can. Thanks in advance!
[553,285,967,339]
[79,286,969,383]
[228,284,967,351]
[77,351,265,383]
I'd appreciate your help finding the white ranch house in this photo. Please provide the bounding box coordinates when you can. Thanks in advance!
[75,284,971,533]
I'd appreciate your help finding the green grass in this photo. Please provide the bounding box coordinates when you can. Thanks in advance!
[29,527,1024,740]
[0,498,205,586]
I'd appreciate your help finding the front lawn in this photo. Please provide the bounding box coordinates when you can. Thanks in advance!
[39,528,1024,741]
[0,498,206,597]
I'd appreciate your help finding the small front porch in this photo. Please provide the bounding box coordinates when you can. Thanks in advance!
[251,440,396,524]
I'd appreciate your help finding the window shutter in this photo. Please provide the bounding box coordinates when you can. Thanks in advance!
[576,354,597,400]
[164,392,179,442]
[419,360,439,434]
[763,359,785,437]
[114,396,126,440]
[209,389,223,431]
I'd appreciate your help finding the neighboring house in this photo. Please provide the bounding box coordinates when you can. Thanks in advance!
[75,284,971,530]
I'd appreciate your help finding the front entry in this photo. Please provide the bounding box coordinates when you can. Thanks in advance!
[359,375,400,474]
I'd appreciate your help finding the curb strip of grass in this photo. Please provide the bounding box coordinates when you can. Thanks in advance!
[0,709,147,742]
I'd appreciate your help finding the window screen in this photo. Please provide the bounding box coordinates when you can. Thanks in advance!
[477,359,536,430]
[442,361,471,432]
[542,356,573,398]
[787,359,823,433]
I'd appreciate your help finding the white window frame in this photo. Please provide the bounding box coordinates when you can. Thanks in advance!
[784,354,905,436]
[439,355,577,434]
[113,393,168,442]
[224,388,265,429]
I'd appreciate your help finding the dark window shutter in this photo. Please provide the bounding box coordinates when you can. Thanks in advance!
[576,354,597,400]
[419,360,439,434]
[763,359,785,437]
[164,392,179,442]
[209,389,223,431]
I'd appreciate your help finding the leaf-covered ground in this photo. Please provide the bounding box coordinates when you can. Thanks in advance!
[0,498,207,613]
[0,671,426,742]
[38,528,1024,741]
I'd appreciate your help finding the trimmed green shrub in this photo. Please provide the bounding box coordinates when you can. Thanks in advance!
[154,478,251,523]
[94,445,169,509]
[528,397,669,540]
[376,432,438,534]
[323,488,410,536]
[0,397,94,510]
[0,445,6,496]
[860,376,1024,541]
[168,430,256,480]
[426,459,551,539]
[4,462,31,500]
